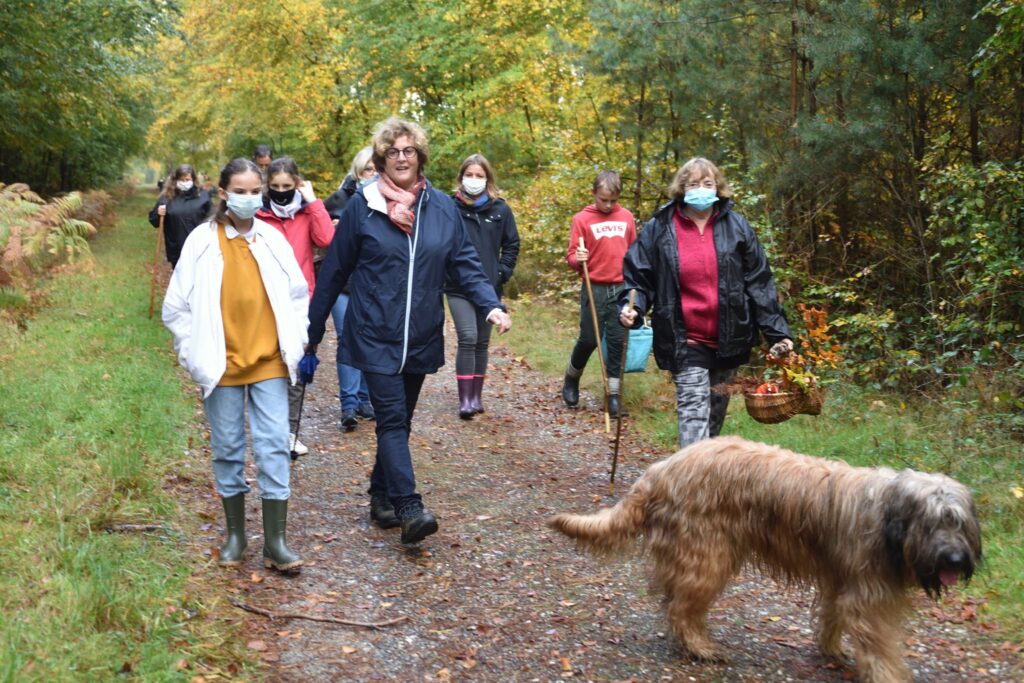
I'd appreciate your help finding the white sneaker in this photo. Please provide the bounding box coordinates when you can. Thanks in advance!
[289,433,309,456]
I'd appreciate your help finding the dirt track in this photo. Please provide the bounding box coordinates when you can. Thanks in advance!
[187,322,1022,682]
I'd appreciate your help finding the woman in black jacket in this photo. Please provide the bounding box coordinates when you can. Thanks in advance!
[445,154,520,419]
[148,164,211,268]
[619,157,793,447]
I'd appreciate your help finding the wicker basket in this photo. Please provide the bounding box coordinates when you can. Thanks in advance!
[744,387,825,424]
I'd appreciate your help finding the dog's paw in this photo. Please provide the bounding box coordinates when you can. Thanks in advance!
[685,642,727,663]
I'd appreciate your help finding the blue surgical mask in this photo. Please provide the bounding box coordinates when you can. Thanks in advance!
[683,187,717,211]
[226,192,263,220]
[358,176,375,187]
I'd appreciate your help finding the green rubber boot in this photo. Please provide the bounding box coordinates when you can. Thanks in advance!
[262,498,303,572]
[219,493,247,567]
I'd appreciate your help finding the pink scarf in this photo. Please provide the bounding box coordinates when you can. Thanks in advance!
[377,172,426,234]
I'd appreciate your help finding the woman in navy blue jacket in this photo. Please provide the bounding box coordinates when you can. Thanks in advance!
[307,118,511,545]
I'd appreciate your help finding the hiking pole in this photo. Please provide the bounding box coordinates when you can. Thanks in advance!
[610,289,635,491]
[148,214,164,319]
[290,381,307,462]
[579,237,611,433]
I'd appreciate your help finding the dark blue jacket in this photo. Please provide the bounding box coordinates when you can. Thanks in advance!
[308,178,503,374]
[444,194,520,300]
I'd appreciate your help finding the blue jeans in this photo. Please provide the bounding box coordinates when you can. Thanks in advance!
[362,371,426,510]
[331,293,369,411]
[203,378,291,500]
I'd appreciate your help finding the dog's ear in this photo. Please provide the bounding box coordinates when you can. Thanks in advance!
[883,507,906,571]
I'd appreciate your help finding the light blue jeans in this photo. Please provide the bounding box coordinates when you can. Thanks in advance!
[203,378,291,500]
[331,293,369,411]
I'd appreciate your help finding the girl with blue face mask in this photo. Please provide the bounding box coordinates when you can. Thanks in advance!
[163,158,310,573]
[619,157,794,449]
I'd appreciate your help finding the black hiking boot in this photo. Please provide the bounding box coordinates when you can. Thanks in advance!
[397,500,438,545]
[340,409,358,432]
[370,492,400,530]
[608,394,626,418]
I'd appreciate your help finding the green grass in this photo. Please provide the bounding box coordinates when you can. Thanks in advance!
[0,191,250,681]
[503,293,1024,638]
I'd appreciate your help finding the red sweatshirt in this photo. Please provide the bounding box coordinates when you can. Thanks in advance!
[566,204,637,284]
[256,198,335,296]
[674,205,719,346]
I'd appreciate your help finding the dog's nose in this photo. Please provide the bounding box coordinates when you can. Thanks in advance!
[945,551,964,566]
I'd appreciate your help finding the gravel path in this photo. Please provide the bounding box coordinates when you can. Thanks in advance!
[192,323,1022,682]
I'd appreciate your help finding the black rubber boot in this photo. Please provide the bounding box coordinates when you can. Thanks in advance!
[369,491,400,529]
[397,500,439,545]
[219,493,247,567]
[457,377,475,420]
[608,393,622,418]
[562,372,580,407]
[262,498,302,572]
[470,375,485,414]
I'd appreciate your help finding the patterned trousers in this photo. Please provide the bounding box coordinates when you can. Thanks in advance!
[673,366,737,448]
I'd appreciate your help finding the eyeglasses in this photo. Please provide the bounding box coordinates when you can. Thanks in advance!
[385,146,418,160]
[684,178,717,190]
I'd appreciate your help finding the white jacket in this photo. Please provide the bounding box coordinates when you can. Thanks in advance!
[162,218,309,398]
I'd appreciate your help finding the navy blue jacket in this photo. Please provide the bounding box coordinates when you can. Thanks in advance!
[308,178,503,374]
[621,198,790,372]
[444,194,520,300]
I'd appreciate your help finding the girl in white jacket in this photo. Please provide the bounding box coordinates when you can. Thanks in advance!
[163,158,308,572]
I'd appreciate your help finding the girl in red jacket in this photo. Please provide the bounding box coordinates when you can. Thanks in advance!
[256,157,335,457]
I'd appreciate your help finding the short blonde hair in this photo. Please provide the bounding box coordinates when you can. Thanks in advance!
[457,153,501,199]
[348,146,375,180]
[371,117,429,171]
[668,157,732,200]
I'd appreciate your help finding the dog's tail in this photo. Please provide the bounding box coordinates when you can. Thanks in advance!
[547,475,651,556]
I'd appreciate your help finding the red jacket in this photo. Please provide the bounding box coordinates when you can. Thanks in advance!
[256,199,335,296]
[566,204,637,284]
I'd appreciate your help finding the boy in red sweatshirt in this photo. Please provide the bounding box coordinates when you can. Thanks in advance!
[563,170,637,417]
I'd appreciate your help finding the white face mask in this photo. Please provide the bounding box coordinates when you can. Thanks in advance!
[176,180,194,192]
[462,176,487,196]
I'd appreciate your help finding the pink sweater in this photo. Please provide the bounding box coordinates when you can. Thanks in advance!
[256,199,335,296]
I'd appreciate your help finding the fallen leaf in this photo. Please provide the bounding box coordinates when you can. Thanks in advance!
[436,668,452,681]
[250,573,264,584]
[560,655,572,672]
[459,659,477,670]
[341,646,356,655]
[246,640,267,652]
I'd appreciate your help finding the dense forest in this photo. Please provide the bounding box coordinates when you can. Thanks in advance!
[2,0,1022,411]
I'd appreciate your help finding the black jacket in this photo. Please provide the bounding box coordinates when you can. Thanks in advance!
[148,187,212,267]
[621,198,790,372]
[323,175,359,221]
[308,178,503,375]
[444,195,520,299]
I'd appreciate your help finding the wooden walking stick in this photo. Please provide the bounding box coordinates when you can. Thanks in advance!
[579,237,611,432]
[148,214,165,319]
[610,289,635,491]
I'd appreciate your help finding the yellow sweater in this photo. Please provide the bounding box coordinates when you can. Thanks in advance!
[217,225,288,386]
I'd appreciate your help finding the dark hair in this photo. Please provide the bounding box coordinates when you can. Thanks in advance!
[162,163,197,200]
[214,158,263,225]
[252,144,273,160]
[592,170,622,195]
[266,156,302,186]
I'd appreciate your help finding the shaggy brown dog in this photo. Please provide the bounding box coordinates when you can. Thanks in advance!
[548,436,981,683]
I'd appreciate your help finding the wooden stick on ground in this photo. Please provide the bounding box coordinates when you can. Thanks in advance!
[230,598,408,630]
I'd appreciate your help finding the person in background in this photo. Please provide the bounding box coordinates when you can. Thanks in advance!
[163,158,308,572]
[306,117,511,545]
[148,163,211,268]
[445,153,520,419]
[323,146,376,221]
[619,156,793,448]
[255,157,335,457]
[253,144,273,179]
[561,170,637,418]
[323,146,378,431]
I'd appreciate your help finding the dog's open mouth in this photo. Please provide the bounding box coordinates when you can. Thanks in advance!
[939,568,961,586]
